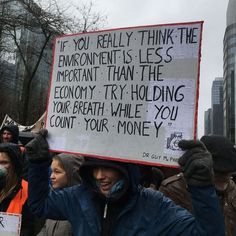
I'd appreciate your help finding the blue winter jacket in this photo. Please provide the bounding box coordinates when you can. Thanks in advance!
[28,159,225,236]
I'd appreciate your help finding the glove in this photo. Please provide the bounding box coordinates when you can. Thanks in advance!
[178,140,214,187]
[25,129,50,163]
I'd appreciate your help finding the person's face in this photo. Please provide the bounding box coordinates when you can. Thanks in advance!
[50,159,68,189]
[1,130,13,143]
[0,152,12,174]
[93,167,121,196]
[214,172,231,192]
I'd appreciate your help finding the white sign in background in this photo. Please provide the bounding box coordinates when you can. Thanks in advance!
[46,22,203,167]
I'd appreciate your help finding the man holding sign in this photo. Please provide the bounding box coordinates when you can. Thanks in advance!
[26,129,224,235]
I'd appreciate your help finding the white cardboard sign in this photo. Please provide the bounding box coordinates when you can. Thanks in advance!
[0,212,21,236]
[46,21,203,167]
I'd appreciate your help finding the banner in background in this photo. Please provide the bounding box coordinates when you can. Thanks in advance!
[0,113,45,133]
[0,114,34,132]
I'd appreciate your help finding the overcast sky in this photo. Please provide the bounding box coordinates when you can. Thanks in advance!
[66,0,228,138]
[89,0,228,138]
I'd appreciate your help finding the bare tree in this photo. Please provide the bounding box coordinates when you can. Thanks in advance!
[0,0,106,125]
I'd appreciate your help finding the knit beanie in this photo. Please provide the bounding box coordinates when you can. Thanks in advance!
[200,135,236,172]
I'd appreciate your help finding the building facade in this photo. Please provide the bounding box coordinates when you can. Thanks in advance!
[204,108,212,135]
[211,77,224,135]
[0,0,53,124]
[204,77,223,136]
[223,0,236,142]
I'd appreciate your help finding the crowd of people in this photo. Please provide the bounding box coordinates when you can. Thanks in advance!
[0,124,236,235]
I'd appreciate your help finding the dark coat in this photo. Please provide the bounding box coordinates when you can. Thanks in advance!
[159,173,193,211]
[28,157,225,236]
[160,173,236,236]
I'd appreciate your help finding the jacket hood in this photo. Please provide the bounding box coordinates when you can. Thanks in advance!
[55,153,84,187]
[0,142,23,177]
[0,125,19,144]
[79,157,140,200]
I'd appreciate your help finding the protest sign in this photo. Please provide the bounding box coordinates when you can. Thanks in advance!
[0,212,21,236]
[46,21,203,167]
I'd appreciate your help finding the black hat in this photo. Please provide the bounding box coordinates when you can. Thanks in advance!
[200,135,236,173]
[0,143,23,177]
